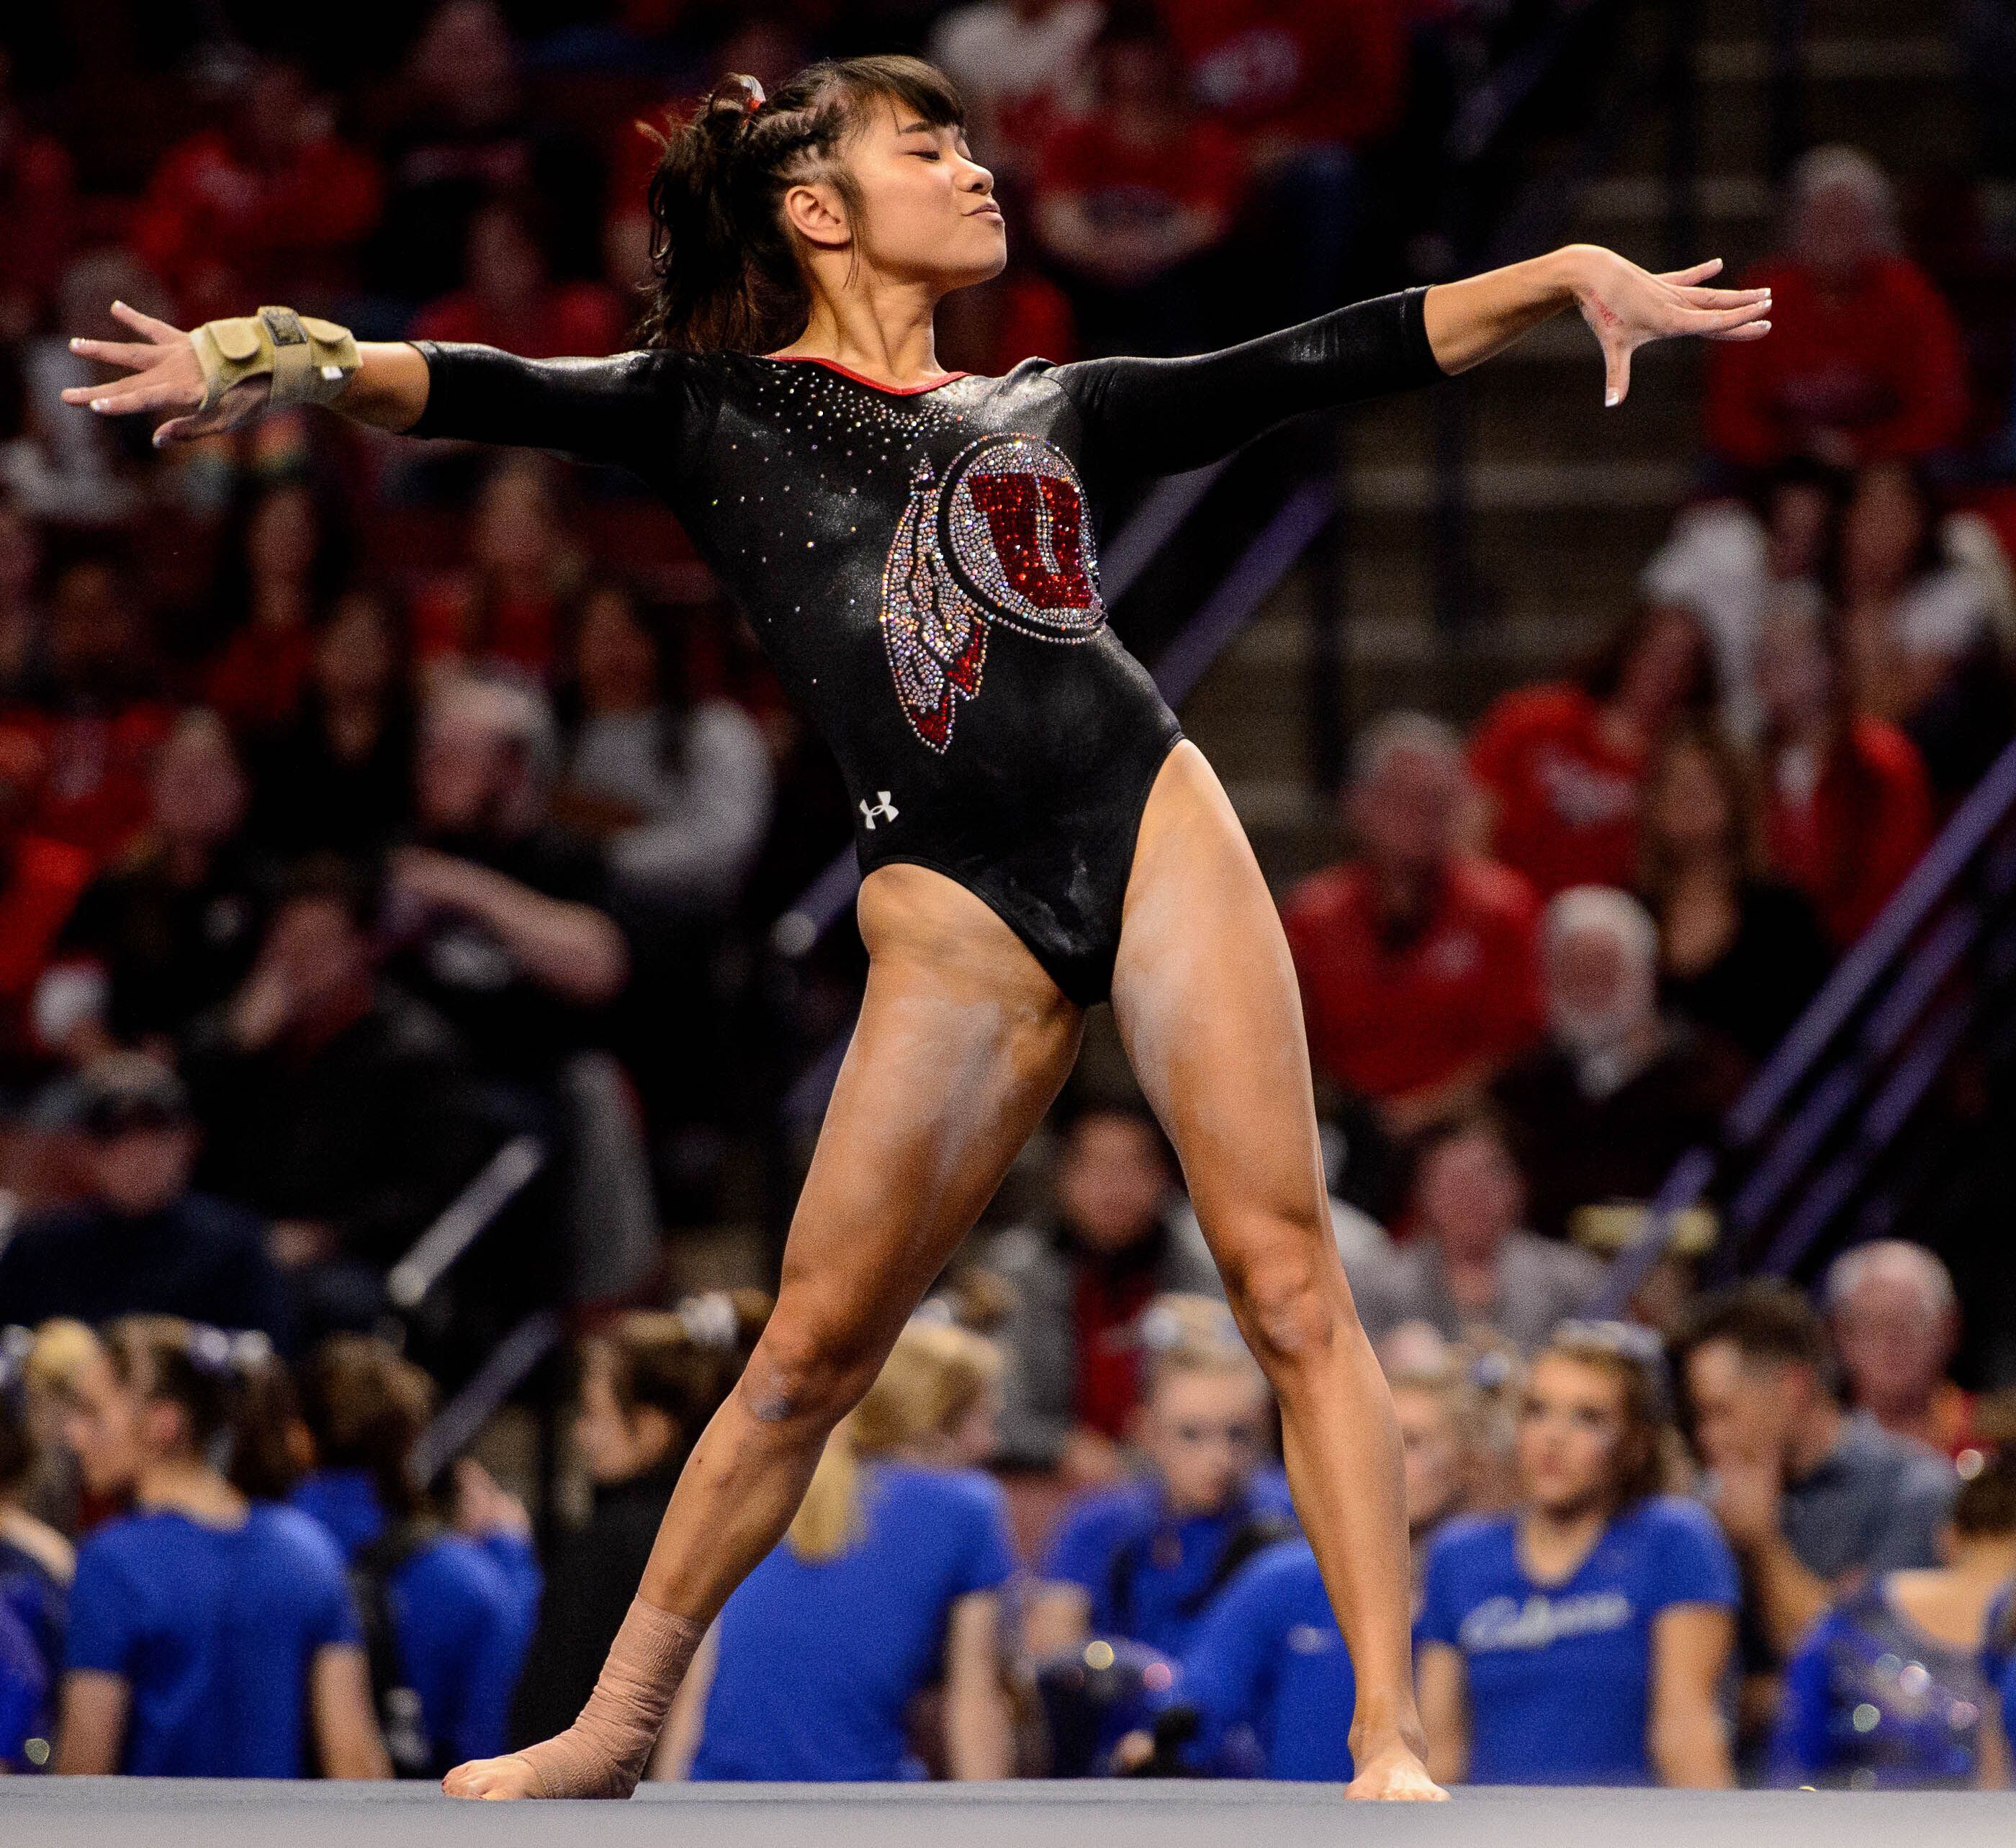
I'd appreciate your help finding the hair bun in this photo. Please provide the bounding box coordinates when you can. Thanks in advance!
[706,73,767,123]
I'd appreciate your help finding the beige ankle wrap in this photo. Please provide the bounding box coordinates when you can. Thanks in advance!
[511,1595,703,1798]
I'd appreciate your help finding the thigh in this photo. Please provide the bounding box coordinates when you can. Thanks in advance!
[1109,743,1331,1256]
[770,862,1086,1358]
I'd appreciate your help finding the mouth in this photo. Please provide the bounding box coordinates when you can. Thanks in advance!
[968,202,1004,221]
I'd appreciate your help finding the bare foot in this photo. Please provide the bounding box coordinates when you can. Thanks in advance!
[1346,1738,1448,1800]
[442,1753,544,1799]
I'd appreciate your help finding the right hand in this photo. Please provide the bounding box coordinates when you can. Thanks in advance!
[60,299,272,448]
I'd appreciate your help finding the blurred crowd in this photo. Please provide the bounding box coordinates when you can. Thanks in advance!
[3,1250,2014,1788]
[2,0,2016,1802]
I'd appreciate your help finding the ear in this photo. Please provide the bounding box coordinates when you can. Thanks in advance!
[781,180,850,253]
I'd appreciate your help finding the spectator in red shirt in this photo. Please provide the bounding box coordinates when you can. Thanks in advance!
[130,56,383,326]
[1470,602,1720,899]
[0,48,78,341]
[204,479,357,738]
[0,554,174,867]
[1704,146,1968,474]
[1755,589,1933,947]
[408,197,630,359]
[1031,9,1247,354]
[408,455,586,685]
[1163,0,1408,322]
[927,0,1103,189]
[1283,712,1544,1139]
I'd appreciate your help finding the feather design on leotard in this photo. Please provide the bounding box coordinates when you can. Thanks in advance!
[878,438,1107,754]
[881,456,987,753]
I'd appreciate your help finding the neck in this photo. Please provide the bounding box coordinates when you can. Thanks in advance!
[1786,1399,1845,1478]
[136,1457,246,1524]
[1523,1497,1610,1564]
[1947,1536,2016,1582]
[774,276,947,386]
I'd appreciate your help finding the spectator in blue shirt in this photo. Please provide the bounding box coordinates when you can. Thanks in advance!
[1417,1324,1737,1786]
[1771,1446,2016,1788]
[1027,1297,1294,1667]
[1674,1280,1958,1754]
[664,1318,1018,1782]
[50,1315,390,1779]
[291,1333,540,1777]
[0,1328,71,1763]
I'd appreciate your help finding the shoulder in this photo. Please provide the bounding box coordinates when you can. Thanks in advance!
[889,1462,1009,1524]
[252,1505,351,1580]
[404,1533,513,1612]
[1625,1494,1728,1550]
[1282,863,1364,931]
[73,1512,159,1577]
[1472,682,1588,748]
[175,1191,270,1252]
[1230,1537,1322,1603]
[1425,1512,1513,1574]
[1446,855,1542,927]
[1053,1482,1155,1548]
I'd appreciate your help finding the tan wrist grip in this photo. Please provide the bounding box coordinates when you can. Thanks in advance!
[190,305,359,412]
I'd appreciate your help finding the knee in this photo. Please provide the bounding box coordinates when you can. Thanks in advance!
[1217,1219,1346,1374]
[734,1312,885,1434]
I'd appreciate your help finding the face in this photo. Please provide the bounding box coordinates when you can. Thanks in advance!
[1832,1276,1951,1411]
[61,1346,148,1497]
[1547,921,1652,1053]
[1055,1114,1171,1253]
[1796,179,1884,279]
[469,204,545,302]
[1755,611,1832,726]
[1647,739,1734,862]
[473,462,557,574]
[315,593,394,701]
[89,1123,197,1215]
[417,703,510,834]
[1351,744,1464,879]
[1840,463,1927,592]
[1138,1367,1268,1517]
[50,562,135,675]
[151,724,248,846]
[1683,1338,1799,1471]
[1616,608,1706,721]
[944,1383,1002,1469]
[1414,1130,1522,1260]
[1766,480,1833,581]
[1393,1384,1467,1534]
[799,97,1004,291]
[246,484,318,582]
[572,1351,673,1486]
[575,590,658,711]
[1516,1353,1630,1518]
[262,897,372,1019]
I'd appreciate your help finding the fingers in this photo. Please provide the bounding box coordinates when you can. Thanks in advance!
[1603,336,1633,409]
[67,379,197,418]
[1705,321,1773,343]
[1674,284,1771,308]
[66,337,158,374]
[1657,258,1724,284]
[108,298,186,343]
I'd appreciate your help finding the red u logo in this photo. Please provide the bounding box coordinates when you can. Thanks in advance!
[967,472,1095,609]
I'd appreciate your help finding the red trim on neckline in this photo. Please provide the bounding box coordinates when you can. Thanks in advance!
[757,353,970,395]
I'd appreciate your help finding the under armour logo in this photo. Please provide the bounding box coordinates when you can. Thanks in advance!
[859,791,899,829]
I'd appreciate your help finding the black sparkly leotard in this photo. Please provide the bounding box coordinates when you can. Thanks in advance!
[406,287,1446,1003]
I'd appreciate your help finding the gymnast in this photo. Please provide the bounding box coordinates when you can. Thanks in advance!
[64,50,1769,1803]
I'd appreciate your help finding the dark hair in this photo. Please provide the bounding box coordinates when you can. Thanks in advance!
[0,1327,35,1498]
[297,1335,436,1520]
[1670,1279,1835,1384]
[1580,601,1721,716]
[634,56,966,353]
[101,1315,304,1501]
[585,1292,773,1442]
[274,851,380,937]
[1638,716,1769,897]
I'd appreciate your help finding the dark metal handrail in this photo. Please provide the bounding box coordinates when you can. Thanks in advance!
[1594,734,2016,1315]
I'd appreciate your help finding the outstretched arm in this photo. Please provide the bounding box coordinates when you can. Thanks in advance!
[1051,243,1770,483]
[62,303,695,474]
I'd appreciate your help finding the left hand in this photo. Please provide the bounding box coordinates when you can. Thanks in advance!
[454,1457,532,1540]
[1709,1456,1784,1547]
[1346,1731,1447,1801]
[1567,247,1772,407]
